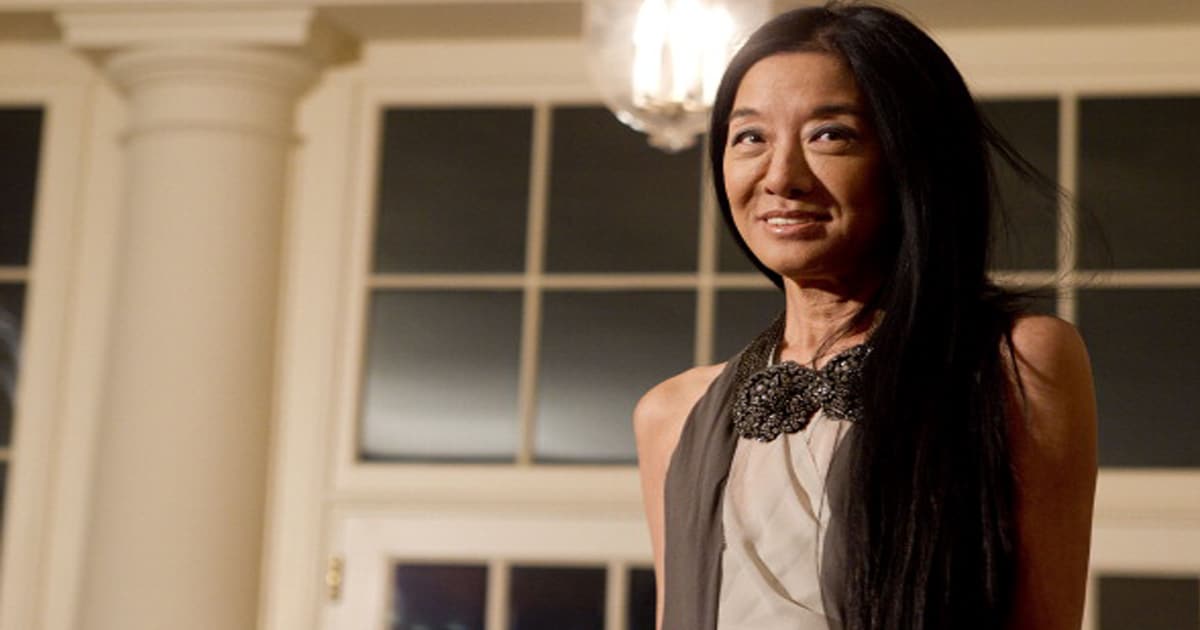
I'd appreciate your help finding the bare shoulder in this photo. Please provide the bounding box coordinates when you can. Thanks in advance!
[1007,314,1097,446]
[1004,311,1098,628]
[1009,314,1091,382]
[633,363,726,628]
[633,363,726,448]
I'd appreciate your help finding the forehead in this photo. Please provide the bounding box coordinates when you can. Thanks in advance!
[732,51,864,112]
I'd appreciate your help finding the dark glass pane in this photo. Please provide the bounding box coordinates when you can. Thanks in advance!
[0,283,25,447]
[998,284,1058,317]
[1079,97,1200,269]
[714,289,784,362]
[1077,289,1200,467]
[979,99,1059,270]
[360,290,522,462]
[0,108,42,267]
[509,566,605,630]
[1099,575,1200,630]
[373,108,531,272]
[717,218,759,273]
[545,107,701,272]
[1023,288,1059,317]
[392,563,487,630]
[627,568,656,630]
[536,291,694,463]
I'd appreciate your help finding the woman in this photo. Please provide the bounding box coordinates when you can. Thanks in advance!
[634,4,1097,629]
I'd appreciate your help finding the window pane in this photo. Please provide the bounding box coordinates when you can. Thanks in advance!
[360,290,522,462]
[0,283,25,447]
[1022,288,1059,317]
[536,291,694,463]
[715,289,784,362]
[627,568,656,630]
[979,99,1059,270]
[1077,289,1200,467]
[1079,97,1200,269]
[1099,575,1200,630]
[373,108,531,272]
[545,106,701,272]
[0,108,42,267]
[392,563,487,630]
[510,566,605,630]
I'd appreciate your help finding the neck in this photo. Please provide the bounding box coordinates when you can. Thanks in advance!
[778,273,881,366]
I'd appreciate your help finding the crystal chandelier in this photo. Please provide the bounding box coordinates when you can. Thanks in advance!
[583,0,771,152]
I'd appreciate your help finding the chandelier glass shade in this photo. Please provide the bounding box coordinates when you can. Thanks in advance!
[583,0,772,152]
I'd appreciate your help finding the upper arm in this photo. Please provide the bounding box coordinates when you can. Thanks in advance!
[633,365,722,630]
[1006,315,1099,629]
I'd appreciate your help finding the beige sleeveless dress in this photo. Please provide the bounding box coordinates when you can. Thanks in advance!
[716,401,851,628]
[661,316,860,630]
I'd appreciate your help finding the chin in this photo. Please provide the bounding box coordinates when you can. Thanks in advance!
[750,247,827,278]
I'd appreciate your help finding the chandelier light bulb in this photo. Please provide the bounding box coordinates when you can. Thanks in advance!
[585,0,771,152]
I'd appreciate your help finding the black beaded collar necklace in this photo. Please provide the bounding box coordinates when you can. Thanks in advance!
[729,315,871,442]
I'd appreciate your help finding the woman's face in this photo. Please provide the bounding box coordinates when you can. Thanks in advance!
[723,52,887,285]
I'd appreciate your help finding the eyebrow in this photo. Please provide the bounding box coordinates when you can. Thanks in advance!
[728,102,865,122]
[811,103,865,117]
[729,107,760,121]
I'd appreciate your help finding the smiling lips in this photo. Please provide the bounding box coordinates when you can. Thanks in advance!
[759,209,829,235]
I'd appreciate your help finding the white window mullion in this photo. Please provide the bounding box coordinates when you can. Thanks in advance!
[1066,269,1200,288]
[606,560,627,630]
[695,150,718,367]
[1057,92,1080,323]
[516,102,553,466]
[487,558,510,630]
[0,267,29,283]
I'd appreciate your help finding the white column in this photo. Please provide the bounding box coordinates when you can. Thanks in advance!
[55,10,346,629]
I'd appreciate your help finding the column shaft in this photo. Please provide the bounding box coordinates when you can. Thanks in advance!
[78,47,313,630]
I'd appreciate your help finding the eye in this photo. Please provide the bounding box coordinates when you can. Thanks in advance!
[807,124,861,153]
[809,124,856,144]
[730,127,765,146]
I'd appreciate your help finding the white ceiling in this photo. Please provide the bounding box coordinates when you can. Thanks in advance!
[325,0,1200,40]
[2,0,1199,43]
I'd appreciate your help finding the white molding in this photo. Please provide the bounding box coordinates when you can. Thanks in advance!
[333,465,644,512]
[105,45,316,92]
[0,57,118,630]
[330,72,381,511]
[0,44,96,83]
[36,80,124,630]
[351,27,1200,99]
[938,25,1200,94]
[1094,469,1200,525]
[56,6,358,65]
[59,7,317,47]
[361,39,590,88]
[257,66,359,630]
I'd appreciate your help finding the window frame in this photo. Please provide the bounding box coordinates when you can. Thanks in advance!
[0,44,126,630]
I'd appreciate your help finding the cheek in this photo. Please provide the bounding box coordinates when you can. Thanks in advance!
[722,161,757,208]
[825,160,884,212]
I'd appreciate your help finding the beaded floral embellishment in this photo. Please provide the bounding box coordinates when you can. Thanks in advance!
[731,343,871,442]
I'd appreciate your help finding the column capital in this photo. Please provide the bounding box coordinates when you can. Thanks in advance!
[55,7,359,144]
[56,6,357,67]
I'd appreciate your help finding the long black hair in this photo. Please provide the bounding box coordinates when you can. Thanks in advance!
[711,3,1031,627]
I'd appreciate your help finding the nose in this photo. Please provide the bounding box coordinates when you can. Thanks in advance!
[762,138,814,199]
